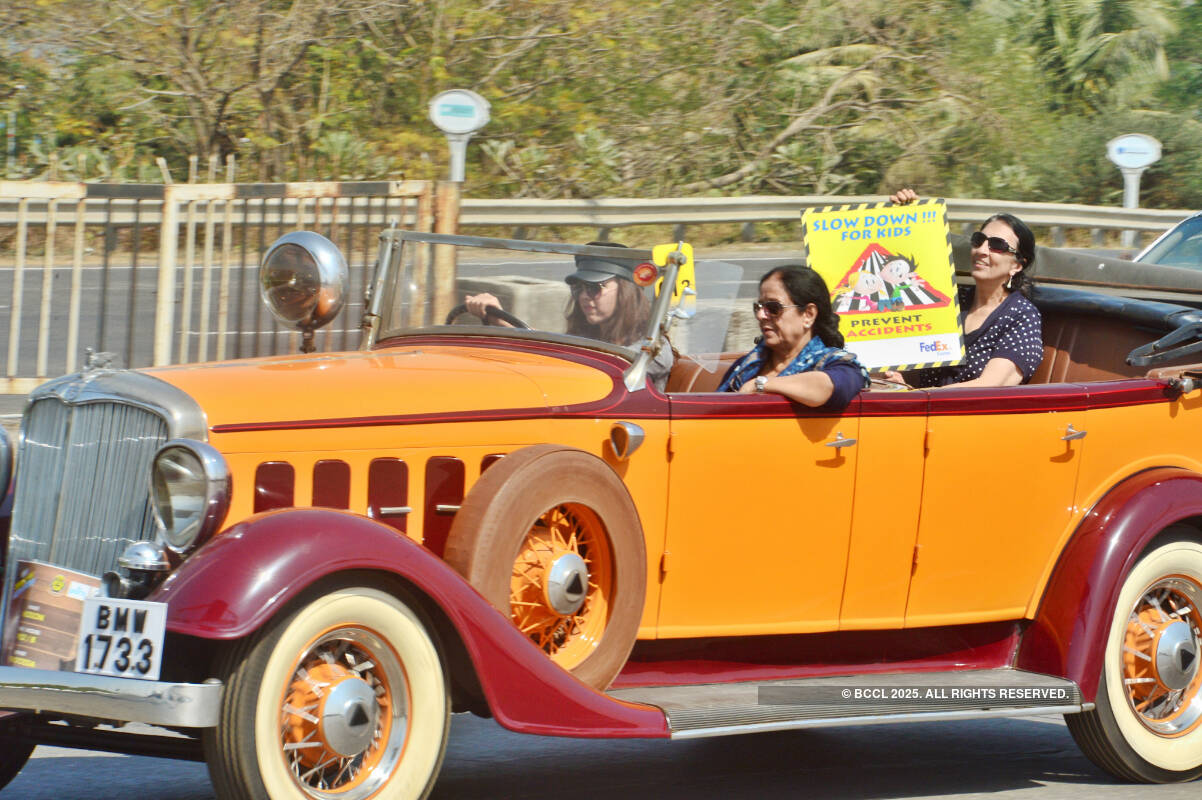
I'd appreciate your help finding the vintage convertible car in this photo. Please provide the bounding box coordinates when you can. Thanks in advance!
[1,228,1202,799]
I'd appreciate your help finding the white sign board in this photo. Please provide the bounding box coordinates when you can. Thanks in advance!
[1107,134,1161,171]
[429,90,490,136]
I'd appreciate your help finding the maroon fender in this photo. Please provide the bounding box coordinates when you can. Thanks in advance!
[153,508,669,739]
[1016,467,1202,700]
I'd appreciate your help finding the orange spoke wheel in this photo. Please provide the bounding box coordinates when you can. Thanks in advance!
[1120,578,1202,735]
[446,445,646,690]
[509,503,615,669]
[278,629,399,793]
[1066,535,1202,783]
[205,585,449,800]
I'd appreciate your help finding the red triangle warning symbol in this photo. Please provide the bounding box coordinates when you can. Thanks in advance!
[829,243,950,315]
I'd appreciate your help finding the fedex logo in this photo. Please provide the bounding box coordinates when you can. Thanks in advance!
[919,341,949,353]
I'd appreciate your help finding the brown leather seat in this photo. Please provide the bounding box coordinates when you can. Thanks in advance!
[665,354,742,393]
[1030,313,1161,384]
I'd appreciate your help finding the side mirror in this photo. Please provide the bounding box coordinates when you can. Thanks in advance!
[260,232,349,352]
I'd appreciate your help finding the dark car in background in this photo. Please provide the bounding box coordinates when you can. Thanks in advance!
[1135,212,1202,270]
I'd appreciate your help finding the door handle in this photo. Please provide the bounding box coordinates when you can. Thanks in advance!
[826,432,857,449]
[1061,424,1087,441]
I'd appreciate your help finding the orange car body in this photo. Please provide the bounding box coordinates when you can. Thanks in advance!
[142,333,1194,642]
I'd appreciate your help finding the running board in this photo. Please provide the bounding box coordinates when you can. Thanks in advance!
[607,669,1087,739]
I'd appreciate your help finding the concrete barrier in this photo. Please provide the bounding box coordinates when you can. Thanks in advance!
[452,275,570,333]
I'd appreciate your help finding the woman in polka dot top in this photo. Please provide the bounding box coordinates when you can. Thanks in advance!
[885,188,1043,388]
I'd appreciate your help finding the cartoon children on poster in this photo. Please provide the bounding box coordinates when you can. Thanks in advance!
[802,200,963,371]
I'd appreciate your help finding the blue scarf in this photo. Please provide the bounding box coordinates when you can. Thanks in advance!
[717,336,870,392]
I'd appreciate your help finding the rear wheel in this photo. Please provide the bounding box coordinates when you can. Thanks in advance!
[204,585,449,800]
[1067,537,1202,782]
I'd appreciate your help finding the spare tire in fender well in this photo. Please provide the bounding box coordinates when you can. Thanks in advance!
[444,444,647,690]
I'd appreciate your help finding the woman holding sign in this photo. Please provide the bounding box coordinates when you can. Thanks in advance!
[718,265,869,410]
[885,188,1043,388]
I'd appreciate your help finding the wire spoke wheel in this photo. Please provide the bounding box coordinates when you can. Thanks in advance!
[1120,577,1202,736]
[278,627,406,795]
[205,585,449,800]
[1066,536,1202,783]
[509,502,614,668]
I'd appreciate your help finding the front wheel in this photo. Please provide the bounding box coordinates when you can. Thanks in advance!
[204,585,450,800]
[1066,536,1202,782]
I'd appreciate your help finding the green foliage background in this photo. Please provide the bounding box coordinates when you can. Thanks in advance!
[2,0,1200,208]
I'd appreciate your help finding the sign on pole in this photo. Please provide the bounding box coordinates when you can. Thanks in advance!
[1106,133,1161,248]
[428,90,490,183]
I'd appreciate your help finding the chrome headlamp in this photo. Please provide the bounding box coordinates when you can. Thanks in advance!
[260,231,348,331]
[150,439,231,554]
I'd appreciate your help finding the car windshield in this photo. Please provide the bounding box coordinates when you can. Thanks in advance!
[374,233,748,373]
[1137,216,1202,269]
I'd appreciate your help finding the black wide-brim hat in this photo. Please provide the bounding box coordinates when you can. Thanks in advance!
[566,242,638,284]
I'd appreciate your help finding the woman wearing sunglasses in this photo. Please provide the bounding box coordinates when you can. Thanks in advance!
[717,265,869,410]
[884,188,1043,388]
[463,242,674,389]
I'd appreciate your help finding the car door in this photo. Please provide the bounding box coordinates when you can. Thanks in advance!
[903,384,1089,627]
[838,389,929,630]
[657,392,861,637]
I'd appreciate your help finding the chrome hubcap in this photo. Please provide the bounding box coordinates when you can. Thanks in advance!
[1154,620,1199,692]
[320,676,380,756]
[545,552,589,615]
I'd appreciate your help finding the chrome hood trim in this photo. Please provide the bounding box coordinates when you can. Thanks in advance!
[29,370,208,441]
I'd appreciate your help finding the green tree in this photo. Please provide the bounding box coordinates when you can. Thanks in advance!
[1014,0,1176,111]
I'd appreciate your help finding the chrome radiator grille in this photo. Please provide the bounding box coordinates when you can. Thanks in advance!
[7,397,169,578]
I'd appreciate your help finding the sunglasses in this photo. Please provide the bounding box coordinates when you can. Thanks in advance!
[752,300,802,317]
[970,230,1020,257]
[569,278,614,298]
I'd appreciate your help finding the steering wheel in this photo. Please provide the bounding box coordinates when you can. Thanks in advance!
[444,304,532,329]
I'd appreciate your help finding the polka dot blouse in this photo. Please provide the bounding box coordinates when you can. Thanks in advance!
[913,287,1043,387]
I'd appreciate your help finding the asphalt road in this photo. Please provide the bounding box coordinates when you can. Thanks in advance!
[2,713,1199,799]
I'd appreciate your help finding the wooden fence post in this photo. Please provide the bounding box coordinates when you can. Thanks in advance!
[433,181,461,326]
[153,185,180,366]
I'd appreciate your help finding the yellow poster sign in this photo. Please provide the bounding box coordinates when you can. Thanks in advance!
[802,200,963,371]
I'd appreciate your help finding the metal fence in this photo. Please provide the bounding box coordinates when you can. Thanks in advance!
[1,182,1195,392]
[0,180,434,392]
[455,196,1192,245]
[5,193,1193,240]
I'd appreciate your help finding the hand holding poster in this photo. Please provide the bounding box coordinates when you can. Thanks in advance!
[802,200,963,371]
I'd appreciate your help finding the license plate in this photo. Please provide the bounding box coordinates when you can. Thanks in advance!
[74,597,167,681]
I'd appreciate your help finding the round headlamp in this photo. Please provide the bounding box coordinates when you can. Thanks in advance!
[150,439,231,554]
[260,231,348,331]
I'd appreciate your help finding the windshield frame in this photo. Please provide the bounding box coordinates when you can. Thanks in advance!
[362,230,683,391]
